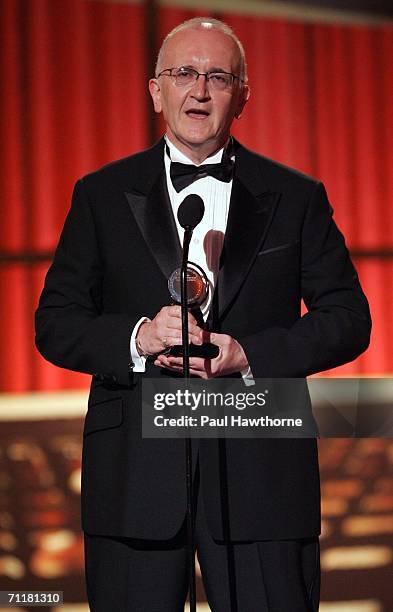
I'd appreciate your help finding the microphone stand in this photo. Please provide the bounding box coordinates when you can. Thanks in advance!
[181,225,196,612]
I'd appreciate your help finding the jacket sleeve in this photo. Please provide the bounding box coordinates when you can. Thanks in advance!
[35,179,138,386]
[239,182,371,377]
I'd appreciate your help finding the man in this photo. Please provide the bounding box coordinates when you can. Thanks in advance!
[35,17,371,611]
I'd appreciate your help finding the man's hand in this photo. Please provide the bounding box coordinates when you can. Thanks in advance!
[154,331,249,378]
[136,306,202,356]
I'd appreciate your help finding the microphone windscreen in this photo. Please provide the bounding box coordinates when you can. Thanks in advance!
[177,194,205,229]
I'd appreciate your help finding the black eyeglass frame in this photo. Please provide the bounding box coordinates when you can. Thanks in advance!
[156,66,244,88]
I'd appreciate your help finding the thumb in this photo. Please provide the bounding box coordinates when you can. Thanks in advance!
[204,331,226,346]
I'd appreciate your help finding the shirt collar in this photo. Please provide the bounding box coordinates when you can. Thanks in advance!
[165,135,226,166]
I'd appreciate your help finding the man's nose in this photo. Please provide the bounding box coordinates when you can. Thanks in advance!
[190,74,210,100]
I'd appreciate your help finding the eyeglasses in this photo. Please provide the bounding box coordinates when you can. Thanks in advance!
[156,67,242,91]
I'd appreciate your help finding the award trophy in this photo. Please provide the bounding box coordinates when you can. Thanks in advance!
[167,262,219,359]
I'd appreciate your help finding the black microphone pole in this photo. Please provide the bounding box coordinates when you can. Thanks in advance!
[181,228,192,379]
[177,195,204,612]
[180,227,195,611]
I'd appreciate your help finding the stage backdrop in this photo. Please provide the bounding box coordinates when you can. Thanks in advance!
[1,0,392,391]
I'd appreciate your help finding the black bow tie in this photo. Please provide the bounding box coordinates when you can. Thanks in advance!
[169,149,234,193]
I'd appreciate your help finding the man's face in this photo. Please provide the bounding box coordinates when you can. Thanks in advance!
[149,27,250,160]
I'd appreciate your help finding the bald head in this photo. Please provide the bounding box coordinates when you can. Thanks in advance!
[155,17,248,83]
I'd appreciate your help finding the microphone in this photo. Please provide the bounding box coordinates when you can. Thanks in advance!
[170,194,218,360]
[177,194,205,230]
[168,195,206,312]
[176,193,206,612]
[176,194,206,328]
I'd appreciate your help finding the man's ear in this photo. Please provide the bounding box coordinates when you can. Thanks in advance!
[235,84,250,120]
[148,79,162,113]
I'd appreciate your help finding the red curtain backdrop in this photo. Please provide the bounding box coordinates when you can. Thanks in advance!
[221,13,393,376]
[0,0,392,390]
[1,0,148,390]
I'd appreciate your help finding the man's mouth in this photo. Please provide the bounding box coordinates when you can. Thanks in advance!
[185,109,210,119]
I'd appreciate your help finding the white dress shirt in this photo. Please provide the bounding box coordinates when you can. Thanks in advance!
[130,136,252,383]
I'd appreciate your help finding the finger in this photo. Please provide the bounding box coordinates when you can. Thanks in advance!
[164,321,201,339]
[157,361,184,373]
[164,315,200,332]
[163,324,202,349]
[189,369,209,379]
[155,353,183,370]
[164,307,197,322]
[187,312,198,327]
[154,362,183,373]
[200,329,224,349]
[155,329,193,350]
[188,357,214,370]
[189,328,203,344]
[202,331,227,347]
[165,356,202,374]
[157,363,183,372]
[165,305,182,318]
[165,356,183,367]
[155,354,172,367]
[162,333,183,346]
[157,332,202,349]
[165,305,196,320]
[163,320,183,332]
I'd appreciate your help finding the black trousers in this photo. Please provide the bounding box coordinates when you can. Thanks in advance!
[84,462,320,611]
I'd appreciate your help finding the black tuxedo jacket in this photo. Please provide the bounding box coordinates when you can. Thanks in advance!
[35,138,371,541]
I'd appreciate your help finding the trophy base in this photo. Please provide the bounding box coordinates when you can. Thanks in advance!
[168,343,219,359]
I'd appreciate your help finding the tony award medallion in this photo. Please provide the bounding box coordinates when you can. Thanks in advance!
[167,262,219,359]
[168,262,209,310]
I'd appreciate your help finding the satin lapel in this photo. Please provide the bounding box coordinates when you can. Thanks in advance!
[125,173,182,281]
[217,177,281,318]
